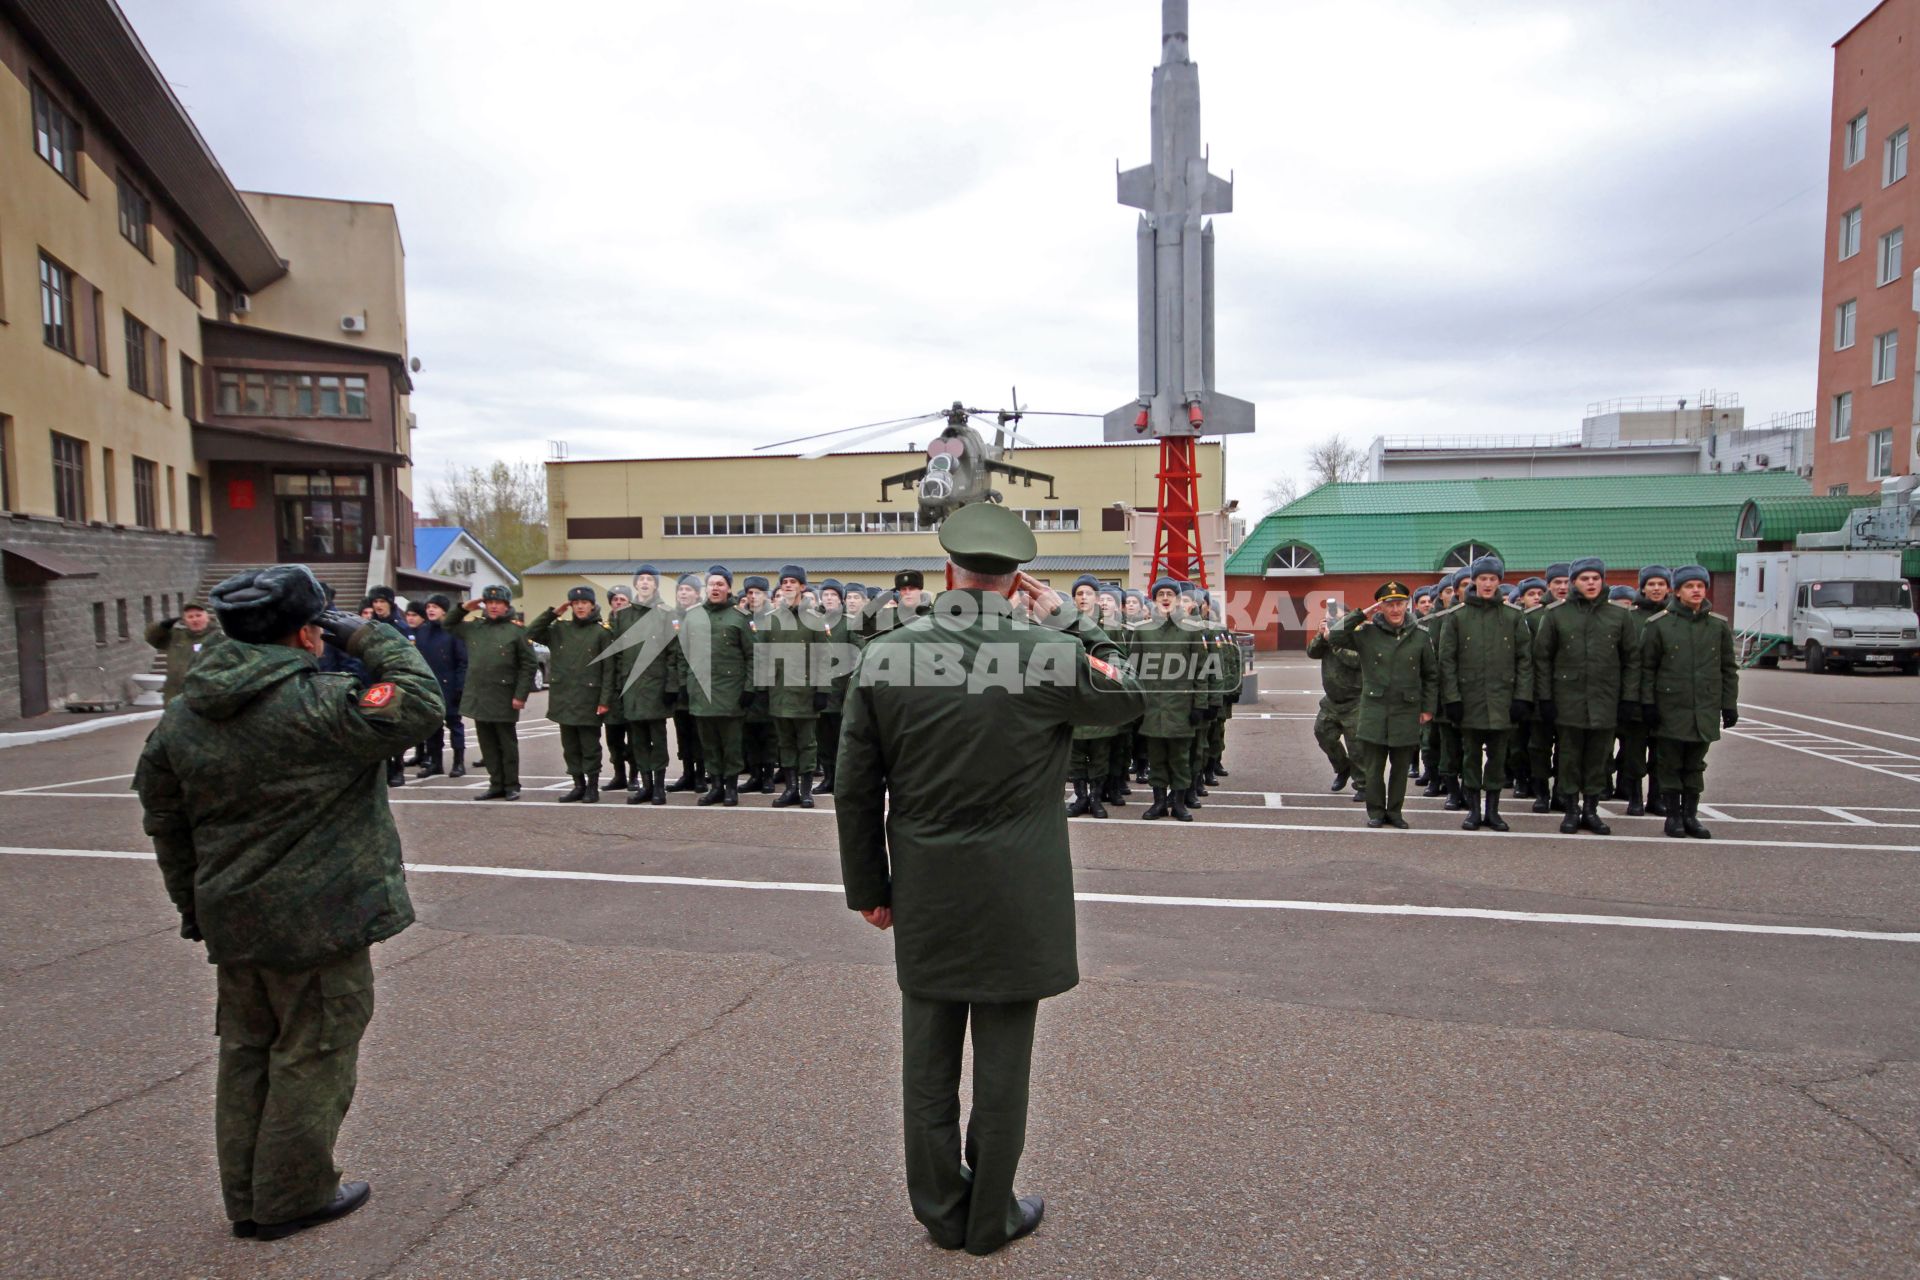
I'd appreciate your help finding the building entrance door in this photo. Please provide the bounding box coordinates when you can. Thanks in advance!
[274,469,370,562]
[15,605,48,718]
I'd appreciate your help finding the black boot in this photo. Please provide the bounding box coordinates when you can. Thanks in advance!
[1183,785,1203,809]
[1351,785,1368,803]
[1104,775,1129,807]
[1682,791,1711,839]
[1330,767,1350,792]
[1663,793,1686,838]
[670,766,701,793]
[1086,786,1108,819]
[723,778,740,807]
[631,769,653,804]
[798,775,815,809]
[609,760,628,792]
[406,747,424,766]
[449,750,466,779]
[1532,787,1552,814]
[559,775,585,803]
[1192,774,1209,798]
[386,759,406,789]
[1579,794,1610,835]
[1143,784,1169,820]
[1212,759,1229,778]
[1512,773,1532,799]
[1066,780,1091,817]
[758,767,776,795]
[650,770,667,805]
[584,775,600,804]
[416,752,443,780]
[815,767,834,796]
[698,777,725,806]
[1646,788,1667,817]
[1169,789,1193,821]
[1460,789,1482,831]
[1201,762,1219,787]
[1483,791,1509,832]
[1559,796,1580,835]
[772,776,801,808]
[1625,778,1645,816]
[1442,776,1465,811]
[473,785,505,801]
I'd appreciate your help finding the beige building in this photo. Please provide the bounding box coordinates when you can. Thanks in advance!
[523,441,1230,602]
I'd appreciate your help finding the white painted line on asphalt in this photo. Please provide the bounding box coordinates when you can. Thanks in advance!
[1739,704,1920,745]
[1696,803,1730,821]
[1717,717,1920,786]
[7,844,1918,945]
[1263,793,1284,808]
[1822,806,1873,825]
[0,710,161,751]
[0,772,135,795]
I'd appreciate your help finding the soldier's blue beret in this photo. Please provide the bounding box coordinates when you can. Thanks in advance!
[1609,585,1637,601]
[1545,562,1572,581]
[210,564,328,644]
[1467,555,1505,579]
[706,564,732,584]
[1516,577,1547,594]
[778,564,807,585]
[568,585,596,603]
[742,575,770,592]
[1071,573,1103,593]
[1639,565,1672,589]
[1673,564,1710,588]
[632,563,660,580]
[1570,557,1606,578]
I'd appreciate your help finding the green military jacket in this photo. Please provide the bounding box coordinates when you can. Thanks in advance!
[1128,612,1207,738]
[443,606,537,721]
[526,607,616,726]
[682,595,756,717]
[821,612,854,713]
[1641,601,1738,742]
[145,616,225,704]
[760,602,828,719]
[1328,609,1438,747]
[1532,592,1641,730]
[1439,595,1534,731]
[609,601,677,723]
[1071,609,1124,741]
[837,591,1144,1002]
[1213,626,1245,718]
[133,623,443,971]
[1306,628,1362,706]
[1624,596,1667,670]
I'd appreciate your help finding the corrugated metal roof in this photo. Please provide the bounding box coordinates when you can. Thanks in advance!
[1227,472,1812,575]
[524,556,1130,576]
[1736,495,1876,542]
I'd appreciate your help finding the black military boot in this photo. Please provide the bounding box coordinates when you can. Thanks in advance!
[1142,784,1169,820]
[1191,772,1209,797]
[1442,776,1465,811]
[416,751,443,780]
[723,777,740,807]
[1411,755,1430,787]
[1202,762,1219,787]
[650,770,667,805]
[1104,775,1129,807]
[758,767,776,795]
[449,750,466,779]
[609,759,628,792]
[1330,767,1350,792]
[1460,789,1482,831]
[1421,767,1445,798]
[631,769,653,804]
[1183,785,1203,809]
[815,767,834,796]
[386,759,406,788]
[1646,788,1667,817]
[772,776,801,808]
[1213,758,1229,778]
[1086,786,1108,819]
[406,746,425,767]
[1625,778,1645,816]
[797,775,815,809]
[559,775,585,803]
[584,775,600,804]
[1532,786,1552,814]
[1579,794,1610,835]
[669,766,701,793]
[1351,784,1368,803]
[1663,793,1686,838]
[1512,772,1532,799]
[1168,789,1194,822]
[698,776,726,806]
[1559,795,1581,835]
[1681,791,1711,839]
[1066,780,1091,817]
[1483,791,1510,832]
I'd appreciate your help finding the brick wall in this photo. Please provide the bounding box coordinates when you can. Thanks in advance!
[1,517,214,718]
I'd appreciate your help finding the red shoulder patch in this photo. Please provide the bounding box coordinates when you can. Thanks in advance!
[1088,655,1120,682]
[359,682,397,708]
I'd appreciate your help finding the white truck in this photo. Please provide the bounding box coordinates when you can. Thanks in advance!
[1733,550,1919,674]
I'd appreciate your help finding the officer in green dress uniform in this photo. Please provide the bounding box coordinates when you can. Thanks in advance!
[837,502,1144,1257]
[1327,581,1437,828]
[1532,557,1641,835]
[1307,601,1364,792]
[1640,564,1738,839]
[1130,577,1206,821]
[814,579,853,794]
[1614,566,1671,816]
[135,565,443,1239]
[665,573,708,794]
[764,564,829,809]
[685,566,756,806]
[526,586,617,803]
[1438,556,1533,832]
[443,585,538,801]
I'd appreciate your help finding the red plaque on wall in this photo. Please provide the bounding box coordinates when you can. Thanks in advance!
[228,479,255,510]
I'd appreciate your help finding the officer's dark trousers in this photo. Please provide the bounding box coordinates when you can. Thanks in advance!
[1144,735,1195,789]
[696,716,745,778]
[1069,735,1114,781]
[1359,739,1416,820]
[1528,720,1557,791]
[627,718,669,771]
[743,721,772,773]
[474,720,519,788]
[1652,736,1711,794]
[559,723,603,777]
[901,995,1038,1255]
[773,716,817,771]
[817,712,841,776]
[1459,728,1510,791]
[603,720,628,773]
[1556,725,1614,797]
[1616,723,1650,788]
[1505,720,1530,779]
[427,690,465,758]
[1436,722,1462,778]
[215,948,372,1227]
[1209,713,1228,763]
[1314,702,1354,773]
[672,708,703,766]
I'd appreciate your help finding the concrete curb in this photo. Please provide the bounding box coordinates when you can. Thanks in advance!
[0,709,161,751]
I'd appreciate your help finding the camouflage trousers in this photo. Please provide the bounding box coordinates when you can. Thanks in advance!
[215,947,373,1227]
[1314,699,1357,773]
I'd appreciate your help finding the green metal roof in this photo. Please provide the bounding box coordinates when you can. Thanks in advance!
[1227,472,1812,576]
[1736,495,1877,543]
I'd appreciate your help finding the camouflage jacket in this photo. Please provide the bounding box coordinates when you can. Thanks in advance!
[134,624,443,971]
[144,616,224,704]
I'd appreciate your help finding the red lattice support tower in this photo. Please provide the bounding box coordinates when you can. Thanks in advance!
[1150,435,1207,588]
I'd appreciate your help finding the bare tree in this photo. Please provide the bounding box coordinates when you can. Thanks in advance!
[427,460,549,587]
[1305,435,1369,488]
[1261,475,1300,514]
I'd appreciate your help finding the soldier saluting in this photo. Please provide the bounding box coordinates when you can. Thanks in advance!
[134,565,444,1240]
[444,585,539,801]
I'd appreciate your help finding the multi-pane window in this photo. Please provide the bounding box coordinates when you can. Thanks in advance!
[124,313,151,395]
[1839,206,1862,259]
[1835,299,1857,350]
[173,237,198,301]
[1012,508,1081,532]
[1887,126,1910,187]
[187,474,203,532]
[1829,483,1851,496]
[180,354,198,420]
[1869,429,1895,479]
[50,432,86,522]
[660,507,1080,535]
[29,79,82,188]
[1878,227,1904,286]
[116,173,151,256]
[38,252,74,354]
[214,370,370,418]
[1845,112,1869,167]
[1832,391,1853,441]
[1874,331,1900,384]
[132,457,158,528]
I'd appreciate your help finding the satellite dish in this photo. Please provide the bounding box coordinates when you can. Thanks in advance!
[409,356,423,373]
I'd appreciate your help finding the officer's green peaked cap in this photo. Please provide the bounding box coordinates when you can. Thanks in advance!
[938,502,1038,574]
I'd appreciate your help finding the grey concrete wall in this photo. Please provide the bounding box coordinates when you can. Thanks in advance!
[0,517,214,718]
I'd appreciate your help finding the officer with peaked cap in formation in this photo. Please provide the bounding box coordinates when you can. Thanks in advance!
[1640,564,1738,839]
[1614,566,1672,816]
[686,565,756,806]
[1533,557,1640,835]
[1438,556,1533,832]
[135,564,443,1239]
[1307,596,1364,793]
[838,500,1143,1256]
[665,573,708,795]
[1328,581,1437,828]
[1130,576,1207,820]
[764,564,829,809]
[527,586,617,803]
[444,585,539,800]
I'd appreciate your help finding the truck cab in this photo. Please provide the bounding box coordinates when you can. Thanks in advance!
[1793,578,1919,673]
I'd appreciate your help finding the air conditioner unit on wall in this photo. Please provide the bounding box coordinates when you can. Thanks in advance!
[232,293,251,314]
[340,314,367,333]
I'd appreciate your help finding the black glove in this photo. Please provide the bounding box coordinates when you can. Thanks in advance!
[179,913,203,943]
[159,615,180,630]
[1445,701,1464,725]
[1642,702,1659,728]
[1722,708,1738,729]
[1537,699,1557,724]
[317,607,368,650]
[1202,705,1219,721]
[1618,701,1640,724]
[739,689,756,709]
[1225,692,1240,706]
[1187,708,1201,726]
[812,691,830,712]
[1510,699,1532,722]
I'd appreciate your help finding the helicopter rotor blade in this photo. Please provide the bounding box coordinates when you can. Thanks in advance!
[798,413,946,460]
[757,411,944,453]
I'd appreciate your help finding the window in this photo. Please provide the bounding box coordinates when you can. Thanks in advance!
[1887,126,1910,186]
[1845,111,1869,167]
[38,252,74,354]
[1869,429,1895,479]
[1839,206,1862,259]
[180,354,198,420]
[1878,227,1903,286]
[92,603,107,646]
[1264,543,1322,573]
[1835,299,1857,350]
[1873,330,1899,384]
[116,599,129,640]
[124,313,151,396]
[187,474,203,532]
[51,432,85,521]
[1832,391,1853,441]
[29,79,82,188]
[1829,483,1851,496]
[132,457,157,528]
[214,370,371,418]
[173,237,198,302]
[166,465,176,527]
[116,173,151,256]
[1443,542,1499,569]
[101,447,117,522]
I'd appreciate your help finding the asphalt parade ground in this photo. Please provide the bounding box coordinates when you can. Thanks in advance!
[3,658,1920,1278]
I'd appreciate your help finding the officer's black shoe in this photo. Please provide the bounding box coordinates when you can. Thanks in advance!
[1104,776,1129,806]
[255,1180,371,1241]
[1350,786,1368,803]
[416,754,442,779]
[1421,776,1445,798]
[698,780,725,806]
[722,779,740,807]
[1625,779,1645,816]
[473,786,505,801]
[1168,792,1193,822]
[631,772,653,804]
[772,781,801,809]
[626,781,648,805]
[1646,788,1667,816]
[1460,789,1482,831]
[1330,768,1350,792]
[962,1194,1044,1257]
[1559,800,1580,835]
[1442,778,1465,811]
[1384,813,1409,830]
[1142,785,1169,820]
[450,752,466,778]
[1066,780,1091,817]
[1213,760,1230,777]
[1366,816,1385,828]
[798,776,815,809]
[1483,792,1510,832]
[815,769,834,796]
[1681,792,1711,839]
[669,769,701,793]
[1579,795,1611,835]
[231,1219,256,1238]
[502,786,521,801]
[584,777,600,804]
[559,776,586,803]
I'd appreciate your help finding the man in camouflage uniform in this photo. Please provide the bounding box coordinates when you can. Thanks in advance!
[444,585,538,801]
[1328,582,1437,828]
[1307,601,1363,793]
[527,586,617,803]
[1641,564,1738,839]
[144,599,224,705]
[135,564,442,1240]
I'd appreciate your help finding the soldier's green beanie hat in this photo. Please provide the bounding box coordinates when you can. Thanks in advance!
[210,564,328,643]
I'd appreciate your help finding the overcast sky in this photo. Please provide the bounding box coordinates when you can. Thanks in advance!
[123,0,1873,513]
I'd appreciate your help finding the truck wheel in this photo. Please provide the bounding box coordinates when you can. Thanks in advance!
[1899,656,1920,676]
[1757,654,1779,669]
[1805,642,1826,674]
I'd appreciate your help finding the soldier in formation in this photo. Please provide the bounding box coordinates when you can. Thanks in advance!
[1642,564,1738,839]
[1066,574,1126,817]
[1437,556,1532,832]
[1130,577,1207,821]
[1532,558,1639,836]
[526,587,617,803]
[1307,600,1363,795]
[443,585,538,801]
[409,594,467,779]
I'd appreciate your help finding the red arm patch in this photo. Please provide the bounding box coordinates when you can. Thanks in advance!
[359,682,397,708]
[1088,655,1120,682]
